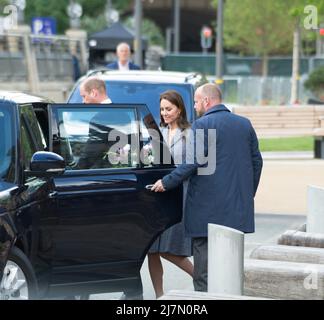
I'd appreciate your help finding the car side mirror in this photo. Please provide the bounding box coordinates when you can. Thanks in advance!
[25,151,65,177]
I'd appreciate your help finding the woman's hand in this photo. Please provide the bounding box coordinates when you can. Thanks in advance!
[151,179,165,192]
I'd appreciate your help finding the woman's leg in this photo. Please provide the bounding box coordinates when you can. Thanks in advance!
[160,253,194,277]
[147,253,164,298]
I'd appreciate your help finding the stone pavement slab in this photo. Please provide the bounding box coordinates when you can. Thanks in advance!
[255,159,324,215]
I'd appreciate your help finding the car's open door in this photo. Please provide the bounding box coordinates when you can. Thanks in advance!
[45,103,182,295]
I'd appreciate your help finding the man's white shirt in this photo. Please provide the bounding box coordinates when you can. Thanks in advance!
[101,98,112,104]
[118,61,130,71]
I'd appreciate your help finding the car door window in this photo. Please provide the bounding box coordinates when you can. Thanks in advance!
[51,105,139,170]
[19,106,44,175]
[0,105,15,183]
[20,118,37,172]
[20,105,47,151]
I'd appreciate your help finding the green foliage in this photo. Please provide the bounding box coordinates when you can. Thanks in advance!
[81,14,107,35]
[124,17,165,47]
[24,0,131,34]
[211,0,324,57]
[0,0,9,14]
[304,66,324,98]
[79,0,132,36]
[25,0,69,34]
[212,0,295,56]
[78,0,107,17]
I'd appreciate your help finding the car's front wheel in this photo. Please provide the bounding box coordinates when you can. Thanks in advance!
[0,246,38,300]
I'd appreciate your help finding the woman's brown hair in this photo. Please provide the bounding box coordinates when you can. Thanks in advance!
[159,90,190,129]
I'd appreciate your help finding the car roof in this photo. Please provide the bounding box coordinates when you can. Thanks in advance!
[0,91,50,104]
[83,69,202,85]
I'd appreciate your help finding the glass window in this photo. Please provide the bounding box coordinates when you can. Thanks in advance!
[20,105,47,151]
[19,105,46,175]
[51,106,138,170]
[0,106,16,182]
[20,118,37,171]
[69,81,194,125]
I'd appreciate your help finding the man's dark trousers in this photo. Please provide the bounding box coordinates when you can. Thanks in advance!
[193,237,208,292]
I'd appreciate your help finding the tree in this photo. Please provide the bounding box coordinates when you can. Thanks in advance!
[213,0,324,78]
[212,0,296,76]
[0,0,9,15]
[288,0,324,103]
[0,0,9,10]
[304,66,324,101]
[124,16,165,47]
[25,0,69,34]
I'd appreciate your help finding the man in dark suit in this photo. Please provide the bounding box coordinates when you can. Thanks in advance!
[151,83,263,292]
[106,42,141,70]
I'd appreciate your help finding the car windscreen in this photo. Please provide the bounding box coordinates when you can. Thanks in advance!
[68,81,195,125]
[0,104,15,183]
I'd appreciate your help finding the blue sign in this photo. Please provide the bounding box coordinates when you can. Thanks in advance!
[32,17,56,36]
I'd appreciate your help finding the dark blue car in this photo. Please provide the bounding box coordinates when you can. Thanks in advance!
[0,91,182,300]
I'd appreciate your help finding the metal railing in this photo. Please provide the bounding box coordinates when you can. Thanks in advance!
[208,76,313,105]
[0,31,87,93]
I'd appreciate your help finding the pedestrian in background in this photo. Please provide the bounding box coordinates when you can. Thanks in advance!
[151,83,263,292]
[148,90,194,299]
[106,42,141,70]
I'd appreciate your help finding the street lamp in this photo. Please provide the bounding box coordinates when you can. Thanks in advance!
[105,0,119,26]
[173,0,180,53]
[67,0,83,29]
[216,0,224,85]
[11,0,25,24]
[134,0,143,68]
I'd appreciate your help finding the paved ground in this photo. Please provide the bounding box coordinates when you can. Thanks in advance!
[255,156,324,215]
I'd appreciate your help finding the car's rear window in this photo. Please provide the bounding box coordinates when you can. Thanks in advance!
[68,81,195,125]
[0,104,15,182]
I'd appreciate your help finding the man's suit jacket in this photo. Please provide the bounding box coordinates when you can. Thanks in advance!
[106,61,141,70]
[161,104,263,237]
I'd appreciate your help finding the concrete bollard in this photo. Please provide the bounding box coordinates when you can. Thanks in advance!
[208,224,244,295]
[307,185,324,234]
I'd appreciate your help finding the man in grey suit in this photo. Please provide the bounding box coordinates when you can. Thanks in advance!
[151,83,263,292]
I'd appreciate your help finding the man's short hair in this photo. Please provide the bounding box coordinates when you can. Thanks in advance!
[82,77,107,95]
[200,83,222,102]
[116,42,131,53]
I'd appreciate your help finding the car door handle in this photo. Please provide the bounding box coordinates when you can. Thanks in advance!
[48,191,58,199]
[145,184,154,190]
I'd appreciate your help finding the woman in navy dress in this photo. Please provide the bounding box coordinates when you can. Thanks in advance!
[148,90,193,298]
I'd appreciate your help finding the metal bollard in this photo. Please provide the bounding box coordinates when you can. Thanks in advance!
[307,185,324,234]
[208,223,244,295]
